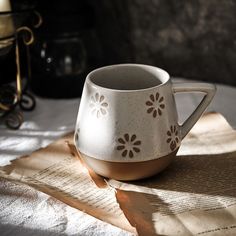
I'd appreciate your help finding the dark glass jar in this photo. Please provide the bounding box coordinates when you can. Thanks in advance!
[30,33,88,98]
[29,1,103,98]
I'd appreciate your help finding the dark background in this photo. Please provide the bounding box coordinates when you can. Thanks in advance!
[90,0,236,86]
[1,0,236,97]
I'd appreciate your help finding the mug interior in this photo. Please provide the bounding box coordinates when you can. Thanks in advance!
[88,64,169,90]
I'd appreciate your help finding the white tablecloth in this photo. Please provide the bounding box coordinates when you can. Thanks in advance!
[0,79,235,236]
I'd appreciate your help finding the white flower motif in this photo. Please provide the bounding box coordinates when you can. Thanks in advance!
[90,93,108,118]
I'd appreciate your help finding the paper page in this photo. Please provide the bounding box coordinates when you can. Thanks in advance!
[0,134,136,234]
[180,112,236,155]
[109,113,236,235]
[0,112,236,236]
[110,151,236,235]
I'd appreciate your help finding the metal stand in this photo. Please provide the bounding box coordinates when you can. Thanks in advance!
[0,10,42,129]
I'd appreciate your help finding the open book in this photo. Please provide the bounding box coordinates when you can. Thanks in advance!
[0,113,236,236]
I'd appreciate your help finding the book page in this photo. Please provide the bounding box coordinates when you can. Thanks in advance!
[0,112,236,236]
[0,134,136,234]
[109,113,236,235]
[109,151,236,235]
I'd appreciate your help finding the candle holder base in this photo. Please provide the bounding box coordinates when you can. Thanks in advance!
[0,8,41,129]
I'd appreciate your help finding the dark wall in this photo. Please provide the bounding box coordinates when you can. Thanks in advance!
[1,0,235,90]
[91,0,236,86]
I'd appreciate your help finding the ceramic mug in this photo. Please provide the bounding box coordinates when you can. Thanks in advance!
[74,64,216,180]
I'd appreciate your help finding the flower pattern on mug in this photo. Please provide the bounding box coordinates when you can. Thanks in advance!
[90,93,108,118]
[116,133,141,158]
[146,92,165,118]
[166,125,180,151]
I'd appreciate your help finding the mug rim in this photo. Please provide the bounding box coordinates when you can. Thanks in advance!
[86,63,170,92]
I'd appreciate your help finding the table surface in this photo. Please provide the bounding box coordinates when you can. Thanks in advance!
[0,79,236,236]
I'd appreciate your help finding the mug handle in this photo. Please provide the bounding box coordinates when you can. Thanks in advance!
[173,82,216,139]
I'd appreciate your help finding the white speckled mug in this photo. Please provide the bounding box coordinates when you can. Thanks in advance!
[74,64,216,180]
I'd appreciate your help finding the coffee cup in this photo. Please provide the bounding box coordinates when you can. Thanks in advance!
[74,64,216,180]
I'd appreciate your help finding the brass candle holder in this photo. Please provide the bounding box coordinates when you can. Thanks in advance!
[0,9,42,129]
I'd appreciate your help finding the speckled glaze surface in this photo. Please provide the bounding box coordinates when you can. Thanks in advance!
[74,64,215,178]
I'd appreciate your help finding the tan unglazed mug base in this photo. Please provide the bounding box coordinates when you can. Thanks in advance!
[79,149,178,181]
